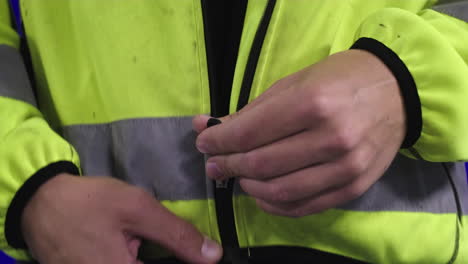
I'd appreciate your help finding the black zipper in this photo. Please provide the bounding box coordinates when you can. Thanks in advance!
[237,0,276,111]
[201,1,276,263]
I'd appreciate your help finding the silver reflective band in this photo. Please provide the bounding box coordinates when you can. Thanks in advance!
[63,117,467,214]
[62,117,213,200]
[0,45,36,106]
[434,0,468,22]
[339,155,467,214]
[234,154,468,214]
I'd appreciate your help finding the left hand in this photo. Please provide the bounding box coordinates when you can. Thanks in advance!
[193,50,406,217]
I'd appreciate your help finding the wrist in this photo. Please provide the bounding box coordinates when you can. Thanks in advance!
[5,162,79,249]
[351,38,419,148]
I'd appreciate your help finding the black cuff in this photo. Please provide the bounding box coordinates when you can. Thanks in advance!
[351,37,422,148]
[5,161,80,249]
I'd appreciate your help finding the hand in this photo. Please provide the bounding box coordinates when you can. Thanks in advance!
[21,173,222,264]
[194,50,406,217]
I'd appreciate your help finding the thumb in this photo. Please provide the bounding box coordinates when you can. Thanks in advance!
[192,115,227,134]
[192,114,212,133]
[126,193,222,264]
[192,72,297,134]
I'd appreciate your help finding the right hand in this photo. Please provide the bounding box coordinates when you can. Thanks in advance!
[21,173,222,264]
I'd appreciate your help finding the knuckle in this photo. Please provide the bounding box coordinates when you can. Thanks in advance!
[343,151,370,177]
[219,157,237,178]
[329,128,357,153]
[299,93,332,122]
[244,151,268,178]
[265,182,292,203]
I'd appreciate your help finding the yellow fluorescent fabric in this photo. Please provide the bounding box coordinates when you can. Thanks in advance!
[0,98,80,260]
[245,0,431,103]
[140,200,220,260]
[0,0,18,48]
[354,7,468,161]
[18,0,468,160]
[229,0,268,113]
[462,215,468,263]
[243,0,468,161]
[235,196,461,264]
[0,0,81,259]
[0,0,467,262]
[23,0,211,127]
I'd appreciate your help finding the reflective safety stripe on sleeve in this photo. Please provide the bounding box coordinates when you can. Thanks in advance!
[0,45,35,106]
[434,0,468,21]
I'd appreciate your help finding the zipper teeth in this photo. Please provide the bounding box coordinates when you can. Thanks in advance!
[225,0,276,263]
[237,0,277,111]
[202,0,277,263]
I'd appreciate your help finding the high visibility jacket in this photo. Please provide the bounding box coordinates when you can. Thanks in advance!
[0,0,468,263]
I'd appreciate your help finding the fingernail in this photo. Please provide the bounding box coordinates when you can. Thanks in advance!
[201,237,222,260]
[206,162,223,179]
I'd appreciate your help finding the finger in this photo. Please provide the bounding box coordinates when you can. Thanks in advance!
[192,73,299,134]
[205,126,356,181]
[232,71,301,114]
[255,178,371,218]
[96,233,137,264]
[255,148,386,218]
[196,79,314,155]
[124,233,141,260]
[193,114,212,134]
[239,142,377,204]
[124,190,222,264]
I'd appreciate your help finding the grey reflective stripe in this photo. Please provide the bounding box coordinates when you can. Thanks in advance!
[63,117,466,214]
[234,155,466,214]
[339,155,465,214]
[446,161,468,215]
[0,45,36,106]
[433,0,468,22]
[62,117,213,200]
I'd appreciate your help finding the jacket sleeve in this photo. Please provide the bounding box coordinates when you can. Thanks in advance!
[0,1,80,260]
[348,0,468,162]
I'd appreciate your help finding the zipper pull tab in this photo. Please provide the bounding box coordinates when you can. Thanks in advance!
[207,117,222,127]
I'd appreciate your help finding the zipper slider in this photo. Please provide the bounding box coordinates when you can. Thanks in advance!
[216,180,229,188]
[206,118,226,189]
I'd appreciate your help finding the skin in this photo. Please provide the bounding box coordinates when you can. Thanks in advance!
[21,174,222,264]
[194,49,406,217]
[21,49,405,263]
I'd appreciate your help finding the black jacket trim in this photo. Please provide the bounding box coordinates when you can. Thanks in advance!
[351,37,422,148]
[144,246,369,264]
[5,161,80,249]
